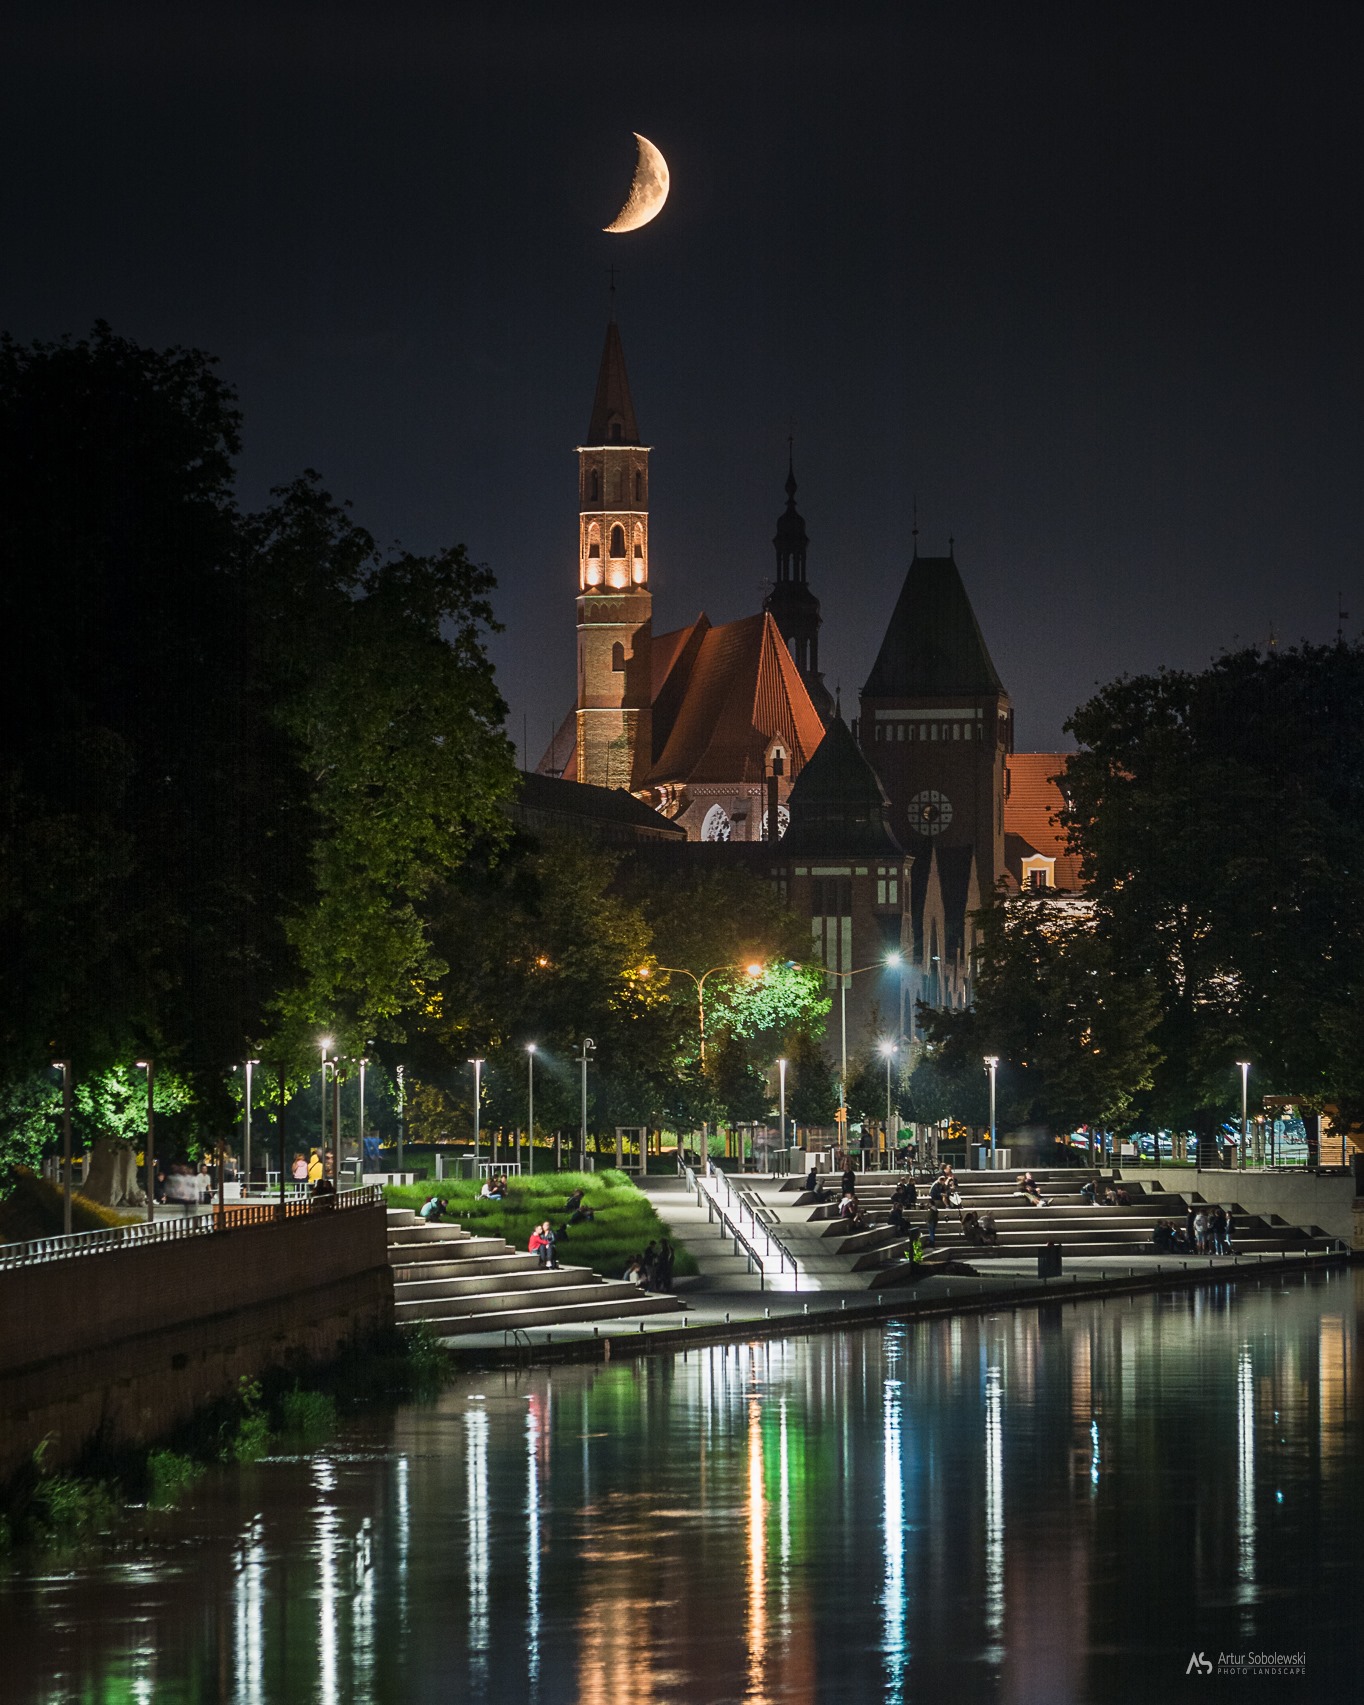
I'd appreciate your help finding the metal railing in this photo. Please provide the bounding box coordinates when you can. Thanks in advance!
[0,1185,384,1270]
[680,1160,800,1291]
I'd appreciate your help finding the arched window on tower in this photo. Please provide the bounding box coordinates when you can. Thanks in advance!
[609,523,626,558]
[588,468,600,503]
[634,469,643,503]
[611,642,626,672]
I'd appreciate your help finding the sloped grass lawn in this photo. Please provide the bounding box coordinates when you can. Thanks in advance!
[383,1169,694,1281]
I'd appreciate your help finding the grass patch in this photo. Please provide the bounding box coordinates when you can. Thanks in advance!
[384,1168,695,1280]
[278,1387,338,1443]
[0,1167,143,1241]
[146,1449,202,1507]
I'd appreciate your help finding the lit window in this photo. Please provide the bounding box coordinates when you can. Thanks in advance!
[609,524,626,557]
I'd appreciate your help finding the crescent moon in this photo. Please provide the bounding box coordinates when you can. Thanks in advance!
[604,133,670,233]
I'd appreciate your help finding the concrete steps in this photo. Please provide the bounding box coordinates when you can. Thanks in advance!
[385,1206,682,1336]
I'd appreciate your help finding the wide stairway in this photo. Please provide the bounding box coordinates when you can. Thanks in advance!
[777,1168,1344,1286]
[387,1209,683,1337]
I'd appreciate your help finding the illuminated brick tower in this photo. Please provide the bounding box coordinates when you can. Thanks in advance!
[574,319,654,791]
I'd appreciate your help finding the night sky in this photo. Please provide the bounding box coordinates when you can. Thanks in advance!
[4,3,1361,756]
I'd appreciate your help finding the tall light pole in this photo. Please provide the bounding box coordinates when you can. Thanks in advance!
[53,1059,74,1235]
[396,1063,406,1175]
[469,1058,484,1170]
[243,1058,259,1193]
[357,1055,369,1181]
[984,1055,999,1168]
[834,953,902,1149]
[651,961,762,1068]
[525,1044,536,1175]
[318,1036,334,1167]
[879,1041,896,1167]
[1238,1060,1250,1171]
[576,1039,596,1171]
[777,1057,787,1154]
[135,1058,154,1221]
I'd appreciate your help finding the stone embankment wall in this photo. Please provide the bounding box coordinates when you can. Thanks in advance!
[0,1207,393,1483]
[1120,1166,1359,1248]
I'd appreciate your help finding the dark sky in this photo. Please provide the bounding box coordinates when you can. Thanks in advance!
[3,2,1361,756]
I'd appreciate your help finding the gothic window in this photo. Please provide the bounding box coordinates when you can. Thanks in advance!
[609,523,626,557]
[611,642,625,672]
[588,469,600,503]
[634,469,643,503]
[701,804,732,842]
[760,804,790,841]
[587,523,601,558]
[633,525,643,558]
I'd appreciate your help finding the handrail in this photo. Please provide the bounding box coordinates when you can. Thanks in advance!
[683,1162,800,1292]
[710,1166,802,1284]
[0,1184,384,1270]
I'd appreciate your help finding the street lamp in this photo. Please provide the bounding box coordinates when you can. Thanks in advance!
[243,1058,259,1194]
[525,1044,537,1176]
[318,1036,334,1169]
[469,1058,484,1171]
[777,1057,788,1154]
[134,1058,154,1222]
[396,1063,406,1176]
[649,961,763,1067]
[984,1055,999,1169]
[53,1059,74,1235]
[879,1041,896,1167]
[1237,1060,1250,1171]
[576,1039,596,1171]
[357,1055,369,1182]
[834,953,902,1146]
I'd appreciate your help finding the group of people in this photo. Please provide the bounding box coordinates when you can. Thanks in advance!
[1080,1178,1130,1207]
[1153,1206,1233,1255]
[623,1240,675,1292]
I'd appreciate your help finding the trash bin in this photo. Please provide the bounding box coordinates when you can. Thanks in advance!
[1037,1242,1063,1278]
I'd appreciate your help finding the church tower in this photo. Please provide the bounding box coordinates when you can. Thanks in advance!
[764,453,834,720]
[859,542,1012,896]
[575,319,653,791]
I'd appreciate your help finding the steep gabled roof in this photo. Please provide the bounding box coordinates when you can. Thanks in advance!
[862,551,1005,699]
[1004,753,1084,889]
[646,611,825,787]
[781,714,903,854]
[585,321,641,445]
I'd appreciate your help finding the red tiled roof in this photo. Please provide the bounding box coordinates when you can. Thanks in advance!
[646,610,826,787]
[1005,753,1083,889]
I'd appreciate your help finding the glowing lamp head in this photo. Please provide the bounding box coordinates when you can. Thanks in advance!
[885,952,902,969]
[526,1042,537,1055]
[745,962,763,978]
[318,1035,334,1055]
[878,1041,896,1058]
[984,1054,999,1069]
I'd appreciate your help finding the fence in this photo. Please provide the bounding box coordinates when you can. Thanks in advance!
[0,1185,384,1271]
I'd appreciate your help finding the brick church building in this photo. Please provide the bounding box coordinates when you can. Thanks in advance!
[537,317,1076,1057]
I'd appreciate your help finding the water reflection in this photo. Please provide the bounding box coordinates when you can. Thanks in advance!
[0,1271,1359,1703]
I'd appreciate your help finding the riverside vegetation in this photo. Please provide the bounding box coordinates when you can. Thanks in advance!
[0,1322,450,1556]
[383,1168,696,1281]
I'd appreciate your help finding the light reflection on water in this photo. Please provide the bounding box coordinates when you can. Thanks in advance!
[2,1271,1360,1704]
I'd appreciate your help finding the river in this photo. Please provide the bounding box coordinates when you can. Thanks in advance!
[4,1269,1359,1703]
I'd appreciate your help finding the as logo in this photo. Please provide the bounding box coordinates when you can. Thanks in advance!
[1186,1653,1213,1676]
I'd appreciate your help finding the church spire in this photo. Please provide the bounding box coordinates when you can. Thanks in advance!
[586,320,640,445]
[764,450,832,720]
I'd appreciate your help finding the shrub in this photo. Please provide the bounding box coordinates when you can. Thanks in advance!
[146,1449,202,1506]
[279,1387,337,1442]
[227,1377,270,1462]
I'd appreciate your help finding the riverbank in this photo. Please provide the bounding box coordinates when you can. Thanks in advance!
[439,1246,1352,1368]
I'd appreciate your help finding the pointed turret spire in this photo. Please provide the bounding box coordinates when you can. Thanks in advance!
[861,549,1004,698]
[764,448,832,721]
[586,320,640,445]
[782,712,902,854]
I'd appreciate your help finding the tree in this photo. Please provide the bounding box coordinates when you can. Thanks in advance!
[786,1029,838,1128]
[1062,641,1364,1133]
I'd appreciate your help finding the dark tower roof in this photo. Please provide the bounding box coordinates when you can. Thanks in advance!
[782,714,903,854]
[861,550,1005,698]
[585,321,641,445]
[772,451,808,581]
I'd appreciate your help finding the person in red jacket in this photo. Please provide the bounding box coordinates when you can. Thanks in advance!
[529,1221,558,1269]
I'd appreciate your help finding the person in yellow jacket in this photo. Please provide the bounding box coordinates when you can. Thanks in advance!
[307,1149,323,1187]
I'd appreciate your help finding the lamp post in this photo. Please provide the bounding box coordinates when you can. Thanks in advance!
[777,1057,787,1154]
[396,1063,405,1176]
[318,1036,334,1170]
[878,1041,897,1168]
[243,1058,259,1194]
[833,953,902,1148]
[525,1044,537,1175]
[1237,1060,1250,1171]
[651,961,762,1068]
[356,1055,369,1182]
[469,1058,484,1171]
[53,1059,74,1235]
[984,1055,999,1169]
[576,1039,596,1171]
[135,1058,154,1221]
